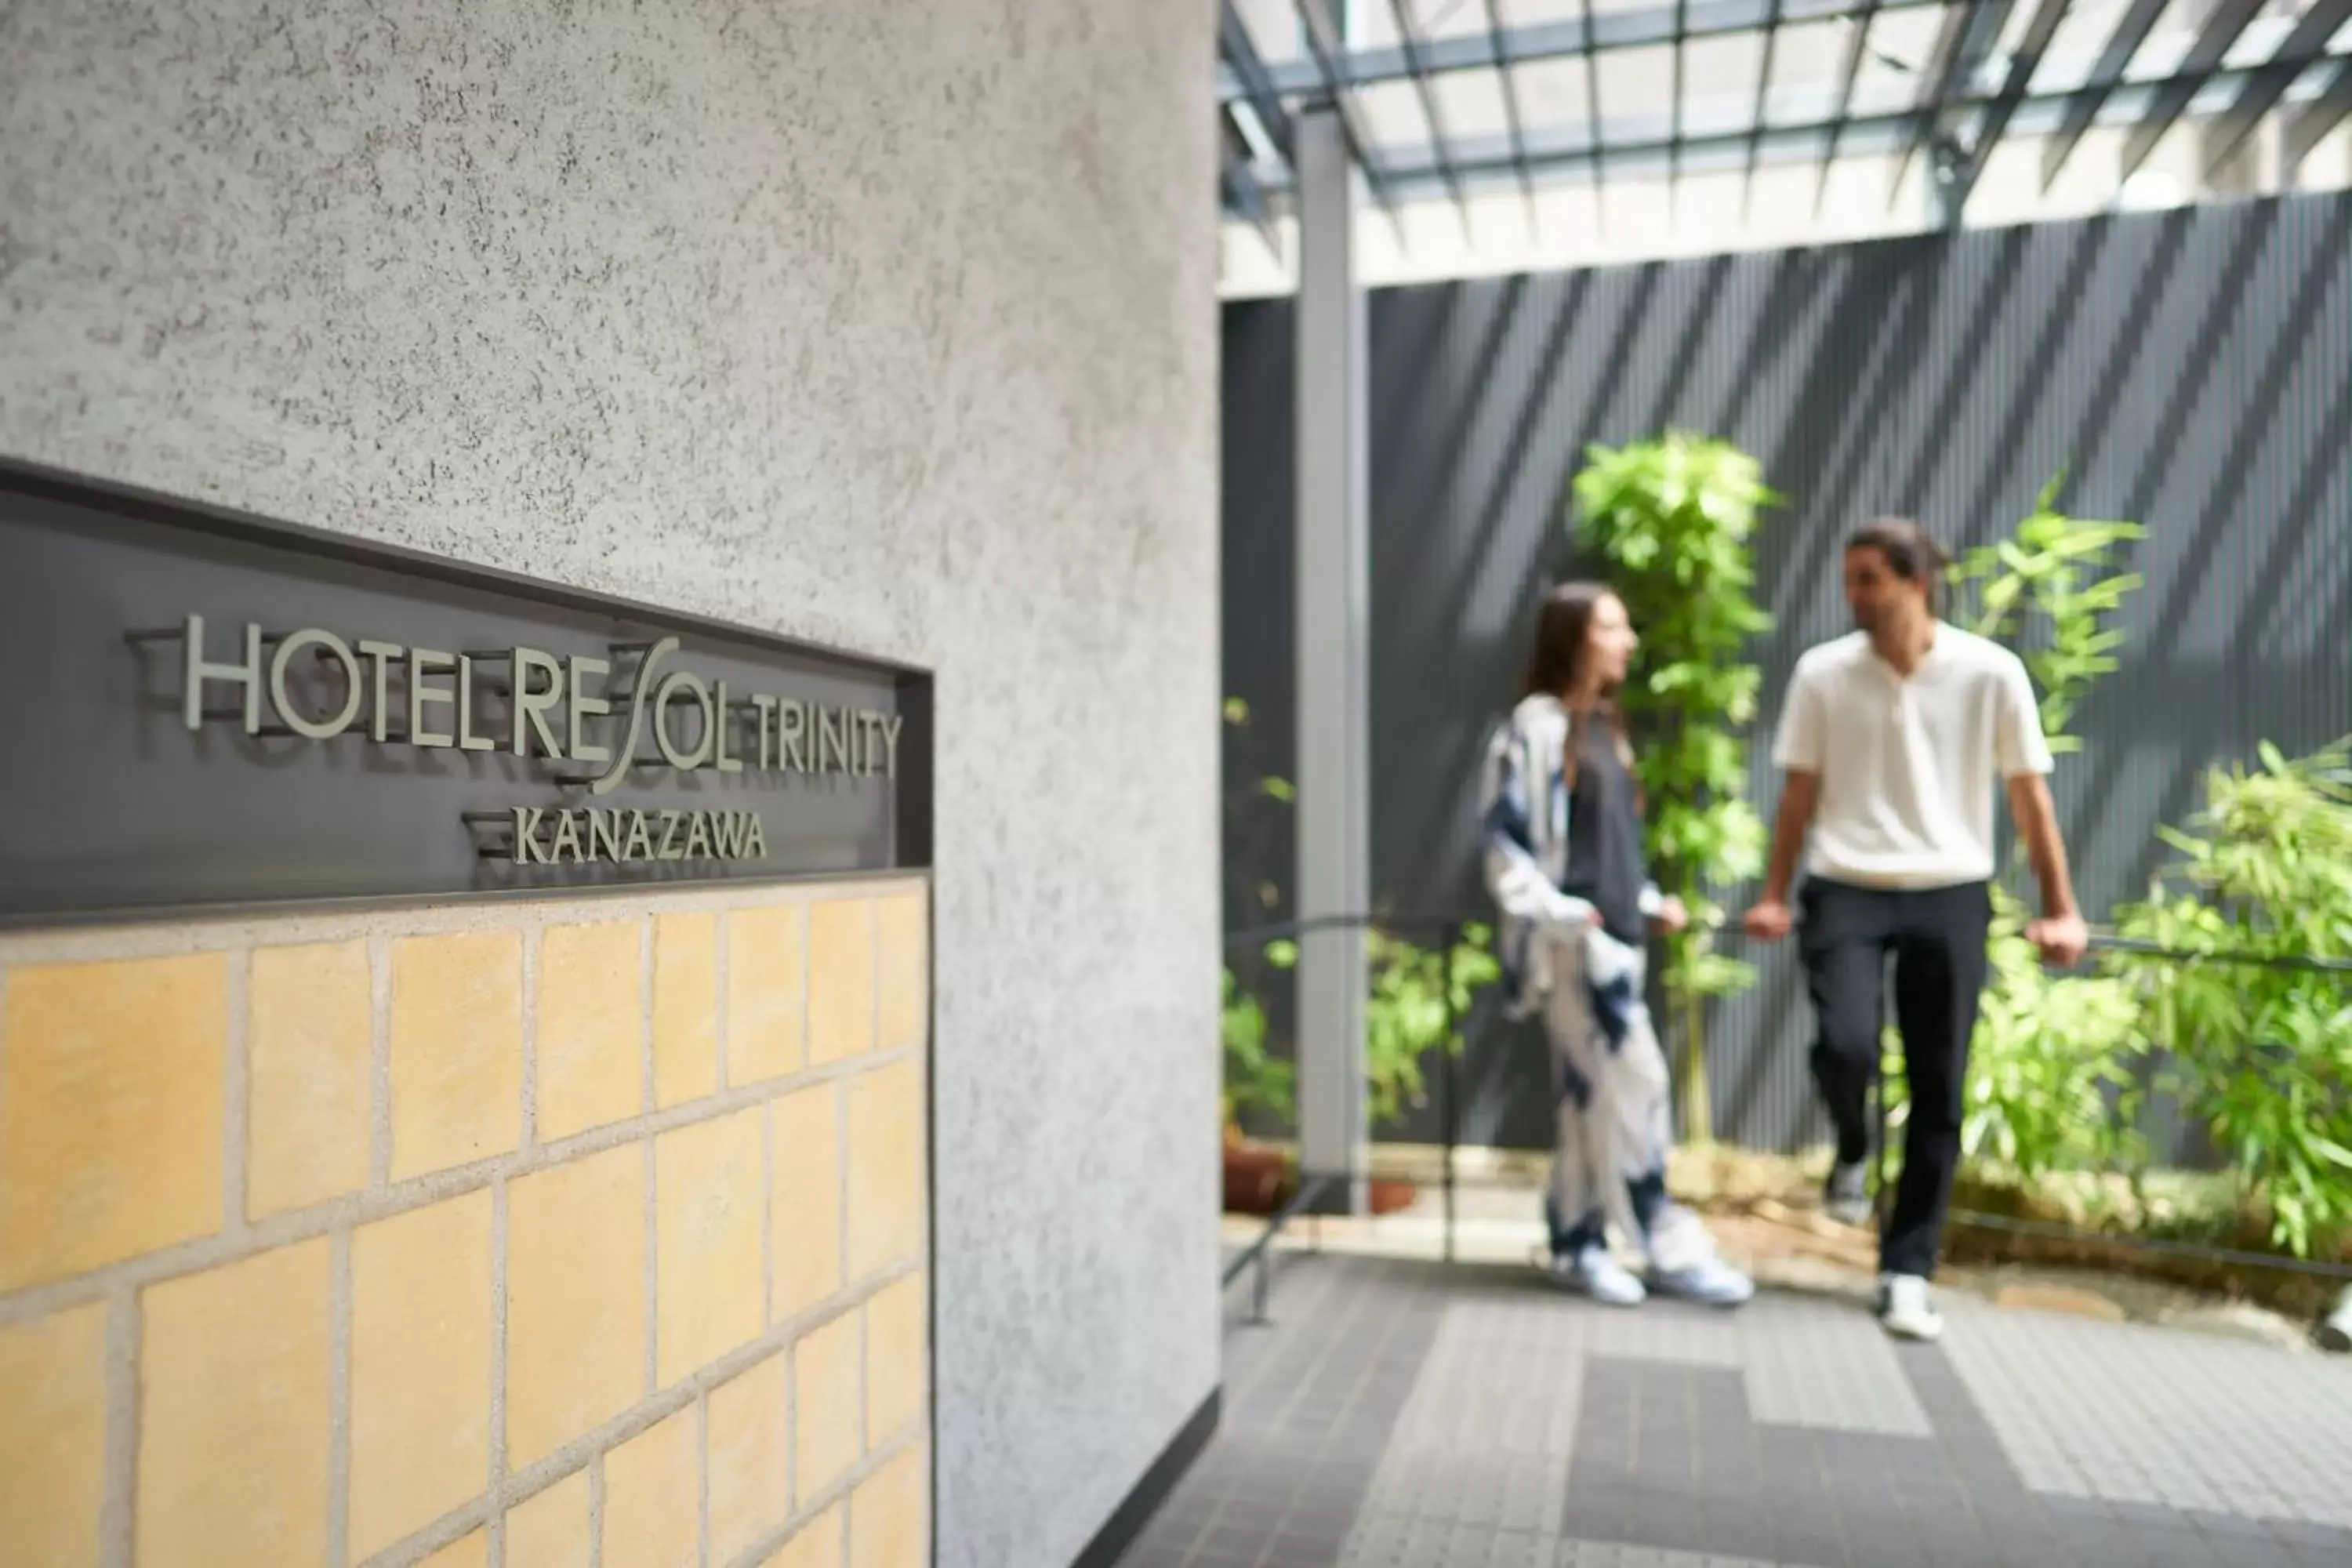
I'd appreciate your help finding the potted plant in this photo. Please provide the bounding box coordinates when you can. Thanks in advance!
[1221,965,1297,1214]
[1219,699,1503,1217]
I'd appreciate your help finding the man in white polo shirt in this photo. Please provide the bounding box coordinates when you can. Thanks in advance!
[1743,517,2089,1342]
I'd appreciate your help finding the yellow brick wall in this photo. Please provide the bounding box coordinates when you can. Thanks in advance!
[0,877,931,1568]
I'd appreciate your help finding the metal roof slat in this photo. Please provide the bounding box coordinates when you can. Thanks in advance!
[1816,0,1890,216]
[2285,57,2352,169]
[1479,0,1542,225]
[1581,0,1612,227]
[1282,36,2352,196]
[2039,0,2170,191]
[1892,0,2016,217]
[1216,0,1952,99]
[2115,0,2270,186]
[2202,0,2352,181]
[1291,0,1414,245]
[1220,1,1296,162]
[1221,110,1285,257]
[1947,0,2073,212]
[1738,0,1790,222]
[1388,0,1478,238]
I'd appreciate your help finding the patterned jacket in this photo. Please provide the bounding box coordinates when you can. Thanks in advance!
[1479,693,1662,1018]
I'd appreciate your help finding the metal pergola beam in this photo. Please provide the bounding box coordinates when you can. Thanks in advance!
[1218,0,1951,100]
[1582,0,1610,221]
[1290,0,1411,245]
[2040,0,2167,192]
[1669,0,1694,207]
[2201,0,2352,183]
[1221,1,1295,162]
[1946,0,2071,216]
[1480,0,1539,223]
[1896,0,2013,223]
[1221,111,1283,258]
[1225,37,2352,207]
[1388,0,1475,238]
[1739,0,1789,222]
[2116,0,2267,187]
[2285,59,2352,172]
[1816,0,1889,216]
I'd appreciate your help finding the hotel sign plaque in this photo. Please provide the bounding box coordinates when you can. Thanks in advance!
[0,461,932,927]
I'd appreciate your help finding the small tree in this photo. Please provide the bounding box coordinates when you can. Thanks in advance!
[1569,434,1777,1141]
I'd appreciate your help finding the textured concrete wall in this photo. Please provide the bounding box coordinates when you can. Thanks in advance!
[1,880,930,1568]
[0,3,1221,1564]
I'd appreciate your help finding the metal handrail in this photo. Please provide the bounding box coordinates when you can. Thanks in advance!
[1225,909,2352,975]
[1219,906,2352,1302]
[1221,1172,1338,1326]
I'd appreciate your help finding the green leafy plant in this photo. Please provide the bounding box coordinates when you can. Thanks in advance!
[1220,698,1502,1136]
[1570,433,1777,1139]
[2111,741,2352,1258]
[1221,965,1295,1130]
[1882,477,2151,1188]
[1261,926,1501,1126]
[1950,477,2147,755]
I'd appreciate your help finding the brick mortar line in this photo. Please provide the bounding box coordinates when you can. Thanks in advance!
[642,1138,660,1407]
[354,1273,926,1568]
[327,1229,354,1568]
[713,908,732,1101]
[100,1285,138,1568]
[0,875,933,967]
[519,928,540,1150]
[368,935,393,1188]
[223,951,252,1237]
[488,1178,511,1568]
[638,915,657,1123]
[695,1391,713,1568]
[723,1428,922,1568]
[586,1456,607,1568]
[0,1044,924,1325]
[760,1102,777,1334]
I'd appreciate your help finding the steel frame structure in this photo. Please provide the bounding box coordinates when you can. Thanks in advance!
[1218,0,2352,250]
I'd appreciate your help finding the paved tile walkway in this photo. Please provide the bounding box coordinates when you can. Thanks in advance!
[1123,1253,2352,1568]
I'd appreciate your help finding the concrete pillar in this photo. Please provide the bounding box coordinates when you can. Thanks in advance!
[1292,103,1370,1215]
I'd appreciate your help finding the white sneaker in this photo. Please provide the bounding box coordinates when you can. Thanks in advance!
[1878,1273,1944,1342]
[1544,1243,1648,1307]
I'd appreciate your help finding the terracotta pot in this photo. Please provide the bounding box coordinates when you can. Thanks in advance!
[1221,1139,1294,1216]
[1367,1178,1418,1216]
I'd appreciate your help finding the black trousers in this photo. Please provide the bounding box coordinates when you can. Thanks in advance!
[1797,877,1992,1279]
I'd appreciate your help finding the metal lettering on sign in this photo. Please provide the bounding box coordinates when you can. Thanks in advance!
[0,461,933,926]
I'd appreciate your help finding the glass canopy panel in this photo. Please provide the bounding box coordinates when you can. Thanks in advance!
[1232,0,1306,69]
[1432,63,1519,143]
[1594,42,1680,138]
[1682,31,1771,140]
[1508,53,1602,148]
[1767,18,1867,106]
[1358,78,1441,163]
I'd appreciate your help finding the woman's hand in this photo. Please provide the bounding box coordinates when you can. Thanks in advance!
[1650,895,1689,936]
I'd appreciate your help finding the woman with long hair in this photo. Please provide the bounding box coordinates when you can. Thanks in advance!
[1480,581,1753,1308]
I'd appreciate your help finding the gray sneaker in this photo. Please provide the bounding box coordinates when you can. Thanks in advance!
[1824,1160,1873,1227]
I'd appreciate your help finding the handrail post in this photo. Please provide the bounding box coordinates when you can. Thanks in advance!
[1441,920,1460,1265]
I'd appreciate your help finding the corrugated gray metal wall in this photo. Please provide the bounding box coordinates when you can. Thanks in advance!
[1222,192,2352,1155]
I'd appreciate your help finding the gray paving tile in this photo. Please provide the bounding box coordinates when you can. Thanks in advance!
[1935,1298,2352,1529]
[1130,1253,2352,1568]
